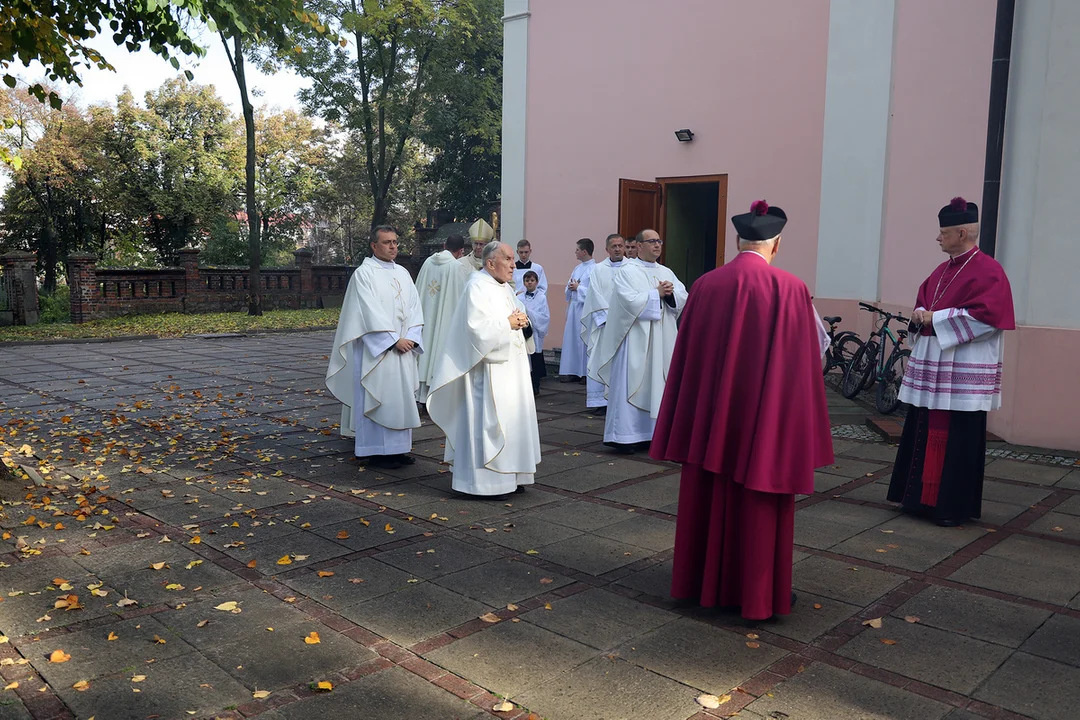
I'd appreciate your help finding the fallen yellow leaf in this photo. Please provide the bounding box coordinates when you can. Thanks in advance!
[185,560,203,570]
[479,612,501,623]
[3,681,17,691]
[336,530,350,539]
[165,584,184,591]
[315,681,332,691]
[150,562,166,571]
[384,523,394,534]
[746,641,760,649]
[131,675,146,683]
[316,570,334,578]
[276,555,292,566]
[862,617,883,629]
[253,690,271,699]
[49,649,71,663]
[493,699,514,712]
[904,615,920,624]
[152,635,166,644]
[188,536,201,545]
[696,694,722,709]
[247,559,257,568]
[72,680,90,691]
[107,632,118,641]
[304,631,321,644]
[214,601,239,612]
[881,639,898,645]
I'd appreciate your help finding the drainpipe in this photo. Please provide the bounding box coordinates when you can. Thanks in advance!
[980,0,1015,259]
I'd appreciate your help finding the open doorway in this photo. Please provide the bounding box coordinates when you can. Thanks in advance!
[617,174,728,288]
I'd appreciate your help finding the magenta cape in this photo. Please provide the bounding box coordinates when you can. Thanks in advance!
[649,252,833,495]
[915,249,1015,329]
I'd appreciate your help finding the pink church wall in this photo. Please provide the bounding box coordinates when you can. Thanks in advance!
[877,0,996,307]
[522,0,831,346]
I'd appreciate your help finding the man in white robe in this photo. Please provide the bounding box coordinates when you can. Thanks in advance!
[581,233,627,413]
[415,234,470,403]
[326,226,424,469]
[520,270,551,395]
[427,241,542,496]
[459,219,494,273]
[513,239,548,296]
[594,229,687,453]
[558,238,596,382]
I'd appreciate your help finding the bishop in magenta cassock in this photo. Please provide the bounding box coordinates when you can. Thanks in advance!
[326,226,425,470]
[427,242,542,497]
[650,201,833,622]
[888,197,1015,526]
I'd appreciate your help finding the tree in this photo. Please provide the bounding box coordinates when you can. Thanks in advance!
[419,0,501,221]
[291,0,483,233]
[0,0,205,167]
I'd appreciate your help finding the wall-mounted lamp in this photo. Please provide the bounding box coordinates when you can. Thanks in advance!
[674,128,695,142]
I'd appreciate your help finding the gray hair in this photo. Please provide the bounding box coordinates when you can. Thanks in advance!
[737,235,780,249]
[481,240,504,265]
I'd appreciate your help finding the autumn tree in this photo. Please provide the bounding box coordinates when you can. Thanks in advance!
[290,0,488,234]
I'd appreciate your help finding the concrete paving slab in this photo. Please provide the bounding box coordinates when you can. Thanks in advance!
[52,652,251,720]
[794,501,897,550]
[984,459,1072,486]
[1028,511,1080,540]
[424,620,596,697]
[279,557,417,609]
[893,585,1051,647]
[597,475,680,511]
[471,514,583,552]
[616,617,786,694]
[615,560,673,598]
[767,591,861,642]
[374,536,501,579]
[837,616,1013,694]
[838,442,902,463]
[534,500,638,531]
[309,516,425,551]
[340,582,489,646]
[238,531,352,575]
[514,656,700,720]
[521,587,677,650]
[541,458,663,493]
[432,557,572,607]
[745,660,952,720]
[818,458,889,479]
[535,534,646,575]
[1056,469,1080,490]
[592,514,676,552]
[951,535,1080,605]
[257,666,486,720]
[975,652,1080,720]
[1019,613,1080,667]
[982,479,1053,507]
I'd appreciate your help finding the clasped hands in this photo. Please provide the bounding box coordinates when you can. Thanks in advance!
[568,279,580,292]
[911,309,934,326]
[392,338,417,354]
[508,309,530,330]
[657,280,675,298]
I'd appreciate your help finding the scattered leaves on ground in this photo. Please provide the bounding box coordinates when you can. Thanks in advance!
[479,612,501,623]
[304,631,321,644]
[862,617,883,629]
[493,699,514,712]
[48,649,71,663]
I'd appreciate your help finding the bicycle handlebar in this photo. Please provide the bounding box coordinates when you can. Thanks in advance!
[858,302,910,326]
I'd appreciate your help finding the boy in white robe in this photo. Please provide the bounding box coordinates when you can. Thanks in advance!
[558,238,595,382]
[513,239,549,296]
[326,226,424,469]
[427,242,542,497]
[520,270,550,396]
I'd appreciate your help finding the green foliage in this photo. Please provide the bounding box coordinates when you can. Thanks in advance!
[289,0,496,230]
[0,308,341,342]
[38,285,70,324]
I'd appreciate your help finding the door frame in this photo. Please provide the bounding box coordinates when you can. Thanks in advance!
[655,174,729,269]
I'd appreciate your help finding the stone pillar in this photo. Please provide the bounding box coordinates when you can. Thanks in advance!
[178,248,201,294]
[293,247,314,306]
[1,252,40,325]
[65,252,97,325]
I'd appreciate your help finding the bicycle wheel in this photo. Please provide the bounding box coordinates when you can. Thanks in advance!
[841,340,878,399]
[875,348,911,415]
[829,333,862,376]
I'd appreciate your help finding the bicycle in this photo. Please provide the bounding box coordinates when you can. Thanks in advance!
[840,302,911,415]
[821,315,862,378]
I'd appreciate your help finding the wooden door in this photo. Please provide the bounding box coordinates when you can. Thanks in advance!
[618,179,662,242]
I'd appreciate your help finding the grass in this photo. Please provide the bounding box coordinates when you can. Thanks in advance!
[0,308,341,343]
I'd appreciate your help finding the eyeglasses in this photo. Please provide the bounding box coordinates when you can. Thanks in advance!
[642,238,663,245]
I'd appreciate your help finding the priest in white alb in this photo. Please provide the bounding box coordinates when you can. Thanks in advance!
[581,233,627,413]
[459,219,495,273]
[415,233,470,403]
[558,237,596,383]
[427,241,542,496]
[326,225,424,470]
[594,229,687,453]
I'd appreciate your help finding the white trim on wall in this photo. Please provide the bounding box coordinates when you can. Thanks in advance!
[500,0,529,243]
[815,0,896,301]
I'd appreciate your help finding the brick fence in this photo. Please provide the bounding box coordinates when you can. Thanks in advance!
[66,248,423,324]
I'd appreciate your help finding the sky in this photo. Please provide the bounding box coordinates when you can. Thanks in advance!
[10,29,309,114]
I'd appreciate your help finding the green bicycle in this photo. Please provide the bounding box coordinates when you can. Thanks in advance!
[840,302,911,415]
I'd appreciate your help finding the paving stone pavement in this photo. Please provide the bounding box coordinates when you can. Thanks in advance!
[1,331,1078,720]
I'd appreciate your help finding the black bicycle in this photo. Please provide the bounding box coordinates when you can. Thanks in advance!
[822,315,862,377]
[840,302,911,414]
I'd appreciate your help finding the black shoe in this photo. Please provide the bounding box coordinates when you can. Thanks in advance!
[397,454,416,466]
[591,406,607,416]
[791,592,798,607]
[514,485,526,494]
[936,518,962,527]
[368,455,403,469]
[635,440,651,452]
[558,376,574,384]
[605,443,635,455]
